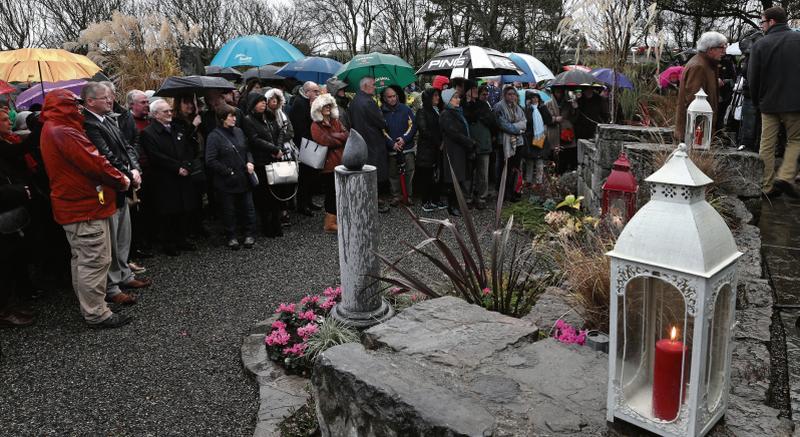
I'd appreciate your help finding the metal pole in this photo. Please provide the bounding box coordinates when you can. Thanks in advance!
[37,61,46,98]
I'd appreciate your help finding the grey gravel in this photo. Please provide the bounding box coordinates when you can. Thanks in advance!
[0,198,498,436]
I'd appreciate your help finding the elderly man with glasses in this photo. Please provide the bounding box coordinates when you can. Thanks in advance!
[675,31,728,141]
[749,6,800,198]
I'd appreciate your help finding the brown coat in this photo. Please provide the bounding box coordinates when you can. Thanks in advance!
[311,118,348,173]
[675,52,719,141]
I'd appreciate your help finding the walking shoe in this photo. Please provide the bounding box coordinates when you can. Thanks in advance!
[128,262,146,274]
[448,207,462,217]
[0,311,34,327]
[228,239,241,250]
[774,179,799,198]
[422,202,437,212]
[324,213,338,234]
[436,201,448,210]
[378,201,390,213]
[87,313,132,329]
[243,237,255,248]
[122,278,152,289]
[105,292,137,305]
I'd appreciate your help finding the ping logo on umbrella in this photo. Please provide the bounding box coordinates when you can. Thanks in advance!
[234,54,253,63]
[427,58,467,69]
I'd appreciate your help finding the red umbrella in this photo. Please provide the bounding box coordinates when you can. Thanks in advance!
[563,65,592,73]
[0,80,15,95]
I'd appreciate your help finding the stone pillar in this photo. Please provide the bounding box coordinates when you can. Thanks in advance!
[330,164,394,328]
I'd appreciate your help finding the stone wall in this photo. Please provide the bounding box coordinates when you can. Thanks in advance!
[576,124,673,213]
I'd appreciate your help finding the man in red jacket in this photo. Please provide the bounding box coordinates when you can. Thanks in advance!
[39,90,133,329]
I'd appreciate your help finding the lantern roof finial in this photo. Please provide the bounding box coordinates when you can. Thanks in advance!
[645,143,713,187]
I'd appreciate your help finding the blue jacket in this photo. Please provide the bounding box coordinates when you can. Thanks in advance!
[381,103,417,154]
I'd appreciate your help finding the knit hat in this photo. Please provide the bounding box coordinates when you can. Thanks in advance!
[326,77,348,95]
[441,88,458,105]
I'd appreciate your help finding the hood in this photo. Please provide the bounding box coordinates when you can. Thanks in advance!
[310,93,339,122]
[422,88,440,111]
[245,92,267,114]
[265,88,286,109]
[40,89,85,130]
[326,77,348,96]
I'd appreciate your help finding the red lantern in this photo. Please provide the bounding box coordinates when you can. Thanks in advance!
[602,152,638,222]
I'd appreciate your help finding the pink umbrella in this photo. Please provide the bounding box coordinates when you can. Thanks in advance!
[563,65,591,73]
[658,66,684,89]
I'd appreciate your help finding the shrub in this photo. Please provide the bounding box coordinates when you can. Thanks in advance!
[378,162,559,318]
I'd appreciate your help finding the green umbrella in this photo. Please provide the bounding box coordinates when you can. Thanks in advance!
[335,52,416,92]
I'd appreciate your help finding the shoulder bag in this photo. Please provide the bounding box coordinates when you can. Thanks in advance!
[298,137,328,169]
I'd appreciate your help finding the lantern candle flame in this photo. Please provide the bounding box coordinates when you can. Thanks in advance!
[670,326,677,341]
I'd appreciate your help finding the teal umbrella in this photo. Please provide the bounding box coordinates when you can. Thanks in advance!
[210,35,304,68]
[335,52,416,92]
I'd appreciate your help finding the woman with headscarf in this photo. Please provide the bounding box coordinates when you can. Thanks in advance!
[310,93,348,233]
[493,85,526,202]
[439,88,477,217]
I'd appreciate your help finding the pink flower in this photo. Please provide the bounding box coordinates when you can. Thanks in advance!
[300,295,320,307]
[482,287,491,296]
[553,320,587,346]
[265,328,290,346]
[323,286,342,299]
[320,299,336,310]
[298,310,317,321]
[271,320,287,330]
[283,342,308,357]
[297,323,319,339]
[275,303,296,314]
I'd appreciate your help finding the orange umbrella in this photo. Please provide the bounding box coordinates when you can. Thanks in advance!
[0,48,101,83]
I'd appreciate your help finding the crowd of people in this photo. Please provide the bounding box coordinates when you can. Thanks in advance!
[1,6,795,330]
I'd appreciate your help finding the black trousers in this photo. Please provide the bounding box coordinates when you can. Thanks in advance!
[416,166,441,204]
[297,163,319,209]
[160,212,189,250]
[322,172,336,214]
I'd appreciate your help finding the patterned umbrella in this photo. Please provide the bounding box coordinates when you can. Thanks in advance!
[416,46,522,79]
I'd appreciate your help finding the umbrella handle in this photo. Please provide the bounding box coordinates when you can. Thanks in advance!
[38,61,46,98]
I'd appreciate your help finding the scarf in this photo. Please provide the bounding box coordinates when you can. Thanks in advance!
[494,100,526,159]
[530,104,545,140]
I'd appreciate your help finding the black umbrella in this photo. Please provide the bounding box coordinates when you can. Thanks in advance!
[204,66,243,82]
[154,75,236,97]
[548,70,605,88]
[242,65,285,81]
[416,45,523,78]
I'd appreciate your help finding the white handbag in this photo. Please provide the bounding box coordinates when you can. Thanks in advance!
[298,137,328,169]
[264,161,299,185]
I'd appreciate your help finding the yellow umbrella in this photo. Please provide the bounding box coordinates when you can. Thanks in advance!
[0,48,101,83]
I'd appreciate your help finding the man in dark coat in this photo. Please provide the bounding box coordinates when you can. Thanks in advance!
[749,6,800,197]
[81,83,150,305]
[139,99,201,256]
[288,81,321,216]
[348,76,389,211]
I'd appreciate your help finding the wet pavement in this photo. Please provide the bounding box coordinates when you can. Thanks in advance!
[760,195,800,424]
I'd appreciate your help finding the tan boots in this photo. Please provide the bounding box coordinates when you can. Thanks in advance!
[324,213,338,234]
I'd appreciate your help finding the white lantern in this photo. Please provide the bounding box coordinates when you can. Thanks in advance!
[685,89,714,150]
[606,144,742,436]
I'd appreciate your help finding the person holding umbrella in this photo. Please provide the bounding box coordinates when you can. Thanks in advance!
[380,85,417,207]
[440,88,477,216]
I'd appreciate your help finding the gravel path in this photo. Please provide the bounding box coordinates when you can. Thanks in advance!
[0,199,498,436]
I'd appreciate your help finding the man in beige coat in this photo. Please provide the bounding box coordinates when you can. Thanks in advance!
[675,32,728,142]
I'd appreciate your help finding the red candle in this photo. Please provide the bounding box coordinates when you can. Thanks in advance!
[652,327,688,420]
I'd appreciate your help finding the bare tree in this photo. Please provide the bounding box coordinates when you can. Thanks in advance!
[155,0,232,54]
[0,0,45,49]
[36,0,129,48]
[371,0,443,66]
[306,0,386,56]
[231,0,324,54]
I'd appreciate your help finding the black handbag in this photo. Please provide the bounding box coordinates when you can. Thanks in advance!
[222,135,259,188]
[0,206,30,235]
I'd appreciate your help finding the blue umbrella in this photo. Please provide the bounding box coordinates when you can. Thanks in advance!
[276,57,343,84]
[500,53,555,84]
[590,68,634,90]
[210,35,305,68]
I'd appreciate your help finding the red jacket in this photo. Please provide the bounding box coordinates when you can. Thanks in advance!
[40,90,128,225]
[311,118,348,173]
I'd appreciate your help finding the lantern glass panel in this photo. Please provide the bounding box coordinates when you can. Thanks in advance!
[704,284,734,413]
[608,193,627,219]
[616,276,693,422]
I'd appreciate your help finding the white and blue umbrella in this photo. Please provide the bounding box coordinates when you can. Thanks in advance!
[210,35,305,68]
[500,53,555,84]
